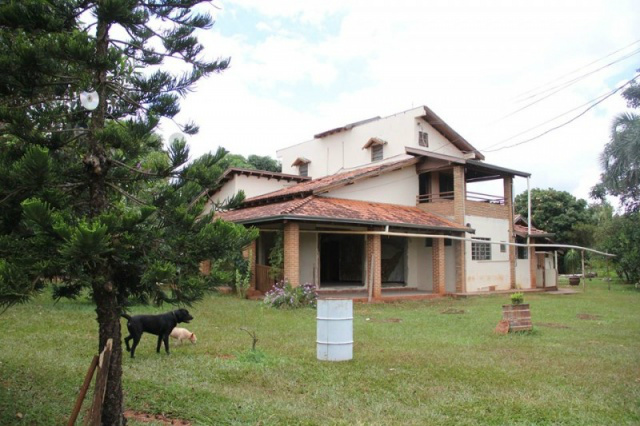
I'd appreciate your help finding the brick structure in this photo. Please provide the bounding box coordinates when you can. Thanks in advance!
[366,234,382,300]
[283,222,300,287]
[529,246,537,288]
[242,240,257,291]
[432,238,446,294]
[465,201,510,219]
[453,165,466,225]
[199,260,211,275]
[454,239,465,293]
[504,177,517,289]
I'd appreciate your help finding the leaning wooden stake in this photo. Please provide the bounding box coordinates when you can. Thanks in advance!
[67,355,99,426]
[85,338,113,426]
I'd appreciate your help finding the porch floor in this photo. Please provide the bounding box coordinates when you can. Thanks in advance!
[317,287,439,302]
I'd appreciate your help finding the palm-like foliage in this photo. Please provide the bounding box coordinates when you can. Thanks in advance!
[599,112,640,212]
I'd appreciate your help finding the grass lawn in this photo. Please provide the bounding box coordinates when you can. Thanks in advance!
[1,278,639,425]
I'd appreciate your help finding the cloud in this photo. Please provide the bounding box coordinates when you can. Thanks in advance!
[169,0,640,204]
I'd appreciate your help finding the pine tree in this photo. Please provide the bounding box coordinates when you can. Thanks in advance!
[0,2,255,424]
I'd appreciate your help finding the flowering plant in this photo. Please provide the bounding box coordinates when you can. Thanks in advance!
[263,280,317,309]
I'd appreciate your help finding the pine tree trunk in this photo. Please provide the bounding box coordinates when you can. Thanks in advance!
[91,10,124,425]
[94,281,125,426]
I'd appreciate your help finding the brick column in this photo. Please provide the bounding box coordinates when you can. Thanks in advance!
[433,238,446,295]
[366,234,382,300]
[283,222,300,287]
[454,239,465,293]
[199,260,211,275]
[504,177,517,289]
[453,166,466,225]
[529,247,537,289]
[242,240,257,290]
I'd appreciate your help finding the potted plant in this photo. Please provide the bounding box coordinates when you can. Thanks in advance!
[501,292,532,332]
[564,249,581,286]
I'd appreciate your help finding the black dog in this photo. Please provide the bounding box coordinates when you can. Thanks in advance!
[121,309,193,358]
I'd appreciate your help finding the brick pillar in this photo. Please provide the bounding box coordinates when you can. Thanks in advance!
[199,260,211,275]
[433,238,446,295]
[366,234,382,300]
[454,239,465,293]
[529,247,537,289]
[504,177,516,289]
[242,240,257,291]
[453,165,466,225]
[283,222,300,287]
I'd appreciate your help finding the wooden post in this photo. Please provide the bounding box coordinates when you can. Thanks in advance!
[67,355,99,426]
[85,339,113,426]
[581,250,586,293]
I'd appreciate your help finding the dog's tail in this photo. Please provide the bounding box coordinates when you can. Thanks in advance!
[121,313,132,321]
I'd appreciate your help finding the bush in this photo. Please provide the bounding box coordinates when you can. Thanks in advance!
[263,280,317,309]
[510,292,524,305]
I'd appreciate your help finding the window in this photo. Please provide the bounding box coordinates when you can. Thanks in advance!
[418,173,431,203]
[516,237,528,259]
[371,144,383,162]
[419,131,429,147]
[299,163,308,177]
[472,237,491,260]
[500,243,507,253]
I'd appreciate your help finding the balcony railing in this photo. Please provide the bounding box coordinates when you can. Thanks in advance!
[417,191,505,205]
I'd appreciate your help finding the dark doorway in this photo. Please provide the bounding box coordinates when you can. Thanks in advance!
[381,236,407,286]
[320,234,364,286]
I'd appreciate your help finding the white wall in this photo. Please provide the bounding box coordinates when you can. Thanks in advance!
[325,166,418,206]
[408,237,432,291]
[465,215,511,292]
[299,233,317,285]
[277,106,465,178]
[515,258,530,289]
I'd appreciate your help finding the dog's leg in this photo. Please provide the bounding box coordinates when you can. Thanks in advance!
[124,335,132,352]
[163,334,171,355]
[130,337,140,358]
[156,335,163,353]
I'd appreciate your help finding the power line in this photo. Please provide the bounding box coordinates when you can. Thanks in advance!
[498,47,640,121]
[512,38,640,102]
[482,74,640,153]
[482,89,615,151]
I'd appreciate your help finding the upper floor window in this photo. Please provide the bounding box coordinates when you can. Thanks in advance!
[472,237,491,261]
[419,131,429,147]
[291,157,311,177]
[371,144,383,162]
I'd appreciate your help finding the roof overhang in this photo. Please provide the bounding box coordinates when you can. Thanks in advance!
[291,157,311,167]
[362,137,388,149]
[314,116,381,139]
[228,214,472,234]
[420,106,485,161]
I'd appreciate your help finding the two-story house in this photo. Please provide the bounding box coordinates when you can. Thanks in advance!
[210,106,556,300]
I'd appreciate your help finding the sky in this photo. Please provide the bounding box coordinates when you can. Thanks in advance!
[163,0,640,203]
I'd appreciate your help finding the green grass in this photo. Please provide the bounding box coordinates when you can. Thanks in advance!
[1,279,639,425]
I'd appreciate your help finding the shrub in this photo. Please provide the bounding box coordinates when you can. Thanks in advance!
[510,292,524,305]
[263,280,317,309]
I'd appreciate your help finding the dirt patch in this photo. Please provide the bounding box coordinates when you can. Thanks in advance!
[124,410,191,425]
[216,354,236,360]
[440,308,465,314]
[577,313,602,320]
[366,317,402,323]
[536,322,570,329]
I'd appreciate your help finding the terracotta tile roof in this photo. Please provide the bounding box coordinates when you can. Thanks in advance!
[243,155,419,205]
[513,215,553,238]
[219,195,469,232]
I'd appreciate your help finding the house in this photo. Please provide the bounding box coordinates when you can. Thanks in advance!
[209,106,558,300]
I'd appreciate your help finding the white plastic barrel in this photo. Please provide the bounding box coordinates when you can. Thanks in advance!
[316,298,353,361]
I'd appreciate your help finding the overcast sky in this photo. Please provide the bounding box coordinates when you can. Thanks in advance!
[165,0,640,203]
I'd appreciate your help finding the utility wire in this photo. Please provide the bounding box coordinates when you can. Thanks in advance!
[512,38,640,102]
[482,74,640,153]
[498,47,640,121]
[482,89,615,151]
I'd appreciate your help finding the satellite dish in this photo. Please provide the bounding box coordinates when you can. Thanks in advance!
[169,132,186,144]
[80,90,99,111]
